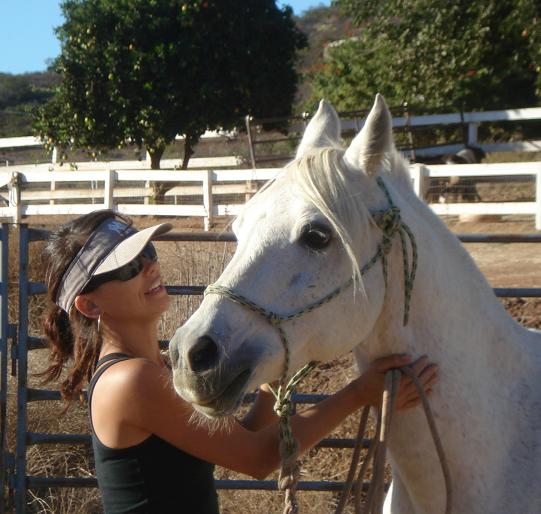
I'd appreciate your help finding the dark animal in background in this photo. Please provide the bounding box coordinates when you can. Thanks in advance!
[444,146,486,165]
[425,146,486,203]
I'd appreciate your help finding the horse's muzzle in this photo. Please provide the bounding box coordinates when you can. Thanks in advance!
[169,328,253,417]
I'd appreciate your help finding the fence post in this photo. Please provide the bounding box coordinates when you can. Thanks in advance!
[104,169,115,210]
[467,123,479,146]
[535,169,541,230]
[245,115,257,169]
[410,164,429,200]
[203,169,214,231]
[403,102,416,162]
[245,115,257,203]
[144,180,150,205]
[8,172,21,225]
[49,168,55,206]
[0,225,9,514]
[15,225,30,514]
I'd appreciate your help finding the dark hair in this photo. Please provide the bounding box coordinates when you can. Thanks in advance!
[41,210,133,402]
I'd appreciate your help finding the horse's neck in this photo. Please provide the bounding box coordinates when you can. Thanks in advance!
[356,184,541,511]
[364,179,529,373]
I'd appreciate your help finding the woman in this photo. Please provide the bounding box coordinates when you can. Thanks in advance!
[41,209,438,514]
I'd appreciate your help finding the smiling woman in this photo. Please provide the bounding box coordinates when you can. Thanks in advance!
[39,209,436,514]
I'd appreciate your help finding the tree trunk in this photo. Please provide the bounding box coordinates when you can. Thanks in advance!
[150,134,199,203]
[148,145,170,203]
[148,146,163,170]
[181,134,197,169]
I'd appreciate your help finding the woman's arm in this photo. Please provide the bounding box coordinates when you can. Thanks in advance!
[107,354,437,479]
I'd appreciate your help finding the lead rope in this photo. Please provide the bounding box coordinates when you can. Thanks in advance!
[204,282,316,514]
[204,177,445,513]
[334,367,452,514]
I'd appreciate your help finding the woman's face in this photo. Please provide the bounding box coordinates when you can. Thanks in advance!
[86,257,171,323]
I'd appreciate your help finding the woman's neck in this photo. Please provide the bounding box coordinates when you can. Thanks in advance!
[99,317,163,364]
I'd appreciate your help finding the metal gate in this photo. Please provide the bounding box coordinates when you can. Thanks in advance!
[0,225,10,514]
[6,225,541,512]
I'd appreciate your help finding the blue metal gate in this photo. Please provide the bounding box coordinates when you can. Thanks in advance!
[7,225,541,513]
[0,224,10,514]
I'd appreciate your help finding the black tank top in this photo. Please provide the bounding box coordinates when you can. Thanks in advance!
[89,353,219,514]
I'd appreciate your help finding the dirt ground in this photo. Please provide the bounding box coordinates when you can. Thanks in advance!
[10,211,541,514]
[445,215,541,329]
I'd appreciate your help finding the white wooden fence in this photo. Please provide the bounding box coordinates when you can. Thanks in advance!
[285,106,541,157]
[2,105,540,228]
[3,106,541,162]
[1,161,541,230]
[0,167,277,230]
[410,162,541,228]
[0,129,239,163]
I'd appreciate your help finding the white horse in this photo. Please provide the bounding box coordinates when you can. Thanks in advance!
[169,95,541,514]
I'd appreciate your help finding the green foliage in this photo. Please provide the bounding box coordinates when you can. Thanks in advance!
[33,0,306,168]
[293,4,360,111]
[308,0,540,112]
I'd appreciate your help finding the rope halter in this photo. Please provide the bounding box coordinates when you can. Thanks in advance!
[204,176,418,514]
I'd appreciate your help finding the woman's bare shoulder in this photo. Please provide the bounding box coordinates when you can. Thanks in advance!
[99,356,172,391]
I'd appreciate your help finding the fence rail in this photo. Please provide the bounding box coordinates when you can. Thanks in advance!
[1,161,541,228]
[6,226,541,513]
[2,105,541,165]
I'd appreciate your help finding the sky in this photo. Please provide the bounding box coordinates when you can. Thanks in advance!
[0,0,331,75]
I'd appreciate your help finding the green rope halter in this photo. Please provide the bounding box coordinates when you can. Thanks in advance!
[204,176,417,513]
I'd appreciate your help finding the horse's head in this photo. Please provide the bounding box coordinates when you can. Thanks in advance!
[169,94,413,417]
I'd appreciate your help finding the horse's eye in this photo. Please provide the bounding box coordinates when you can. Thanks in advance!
[299,223,332,251]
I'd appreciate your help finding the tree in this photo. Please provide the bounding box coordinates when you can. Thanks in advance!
[307,0,540,112]
[33,0,306,171]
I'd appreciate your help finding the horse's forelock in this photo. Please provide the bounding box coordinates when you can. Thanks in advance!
[286,147,375,294]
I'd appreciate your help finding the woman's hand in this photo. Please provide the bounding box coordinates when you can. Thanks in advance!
[259,381,279,395]
[355,354,438,410]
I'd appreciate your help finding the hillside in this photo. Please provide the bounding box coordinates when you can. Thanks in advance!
[293,4,357,110]
[0,71,59,137]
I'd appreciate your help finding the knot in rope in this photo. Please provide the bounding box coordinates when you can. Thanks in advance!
[274,397,295,417]
[268,313,282,326]
[372,177,418,325]
[373,206,402,239]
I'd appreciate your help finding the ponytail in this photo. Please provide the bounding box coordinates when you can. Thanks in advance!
[42,305,73,382]
[41,303,103,402]
[40,210,127,403]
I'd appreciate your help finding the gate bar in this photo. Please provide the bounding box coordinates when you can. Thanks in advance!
[15,225,30,514]
[0,225,9,514]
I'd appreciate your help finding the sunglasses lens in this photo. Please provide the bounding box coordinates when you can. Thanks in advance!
[83,243,157,293]
[141,243,157,261]
[115,256,144,281]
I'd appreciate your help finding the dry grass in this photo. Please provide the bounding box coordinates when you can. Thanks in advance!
[4,217,369,514]
[5,209,541,513]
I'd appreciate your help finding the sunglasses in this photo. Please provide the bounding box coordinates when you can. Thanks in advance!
[83,243,157,293]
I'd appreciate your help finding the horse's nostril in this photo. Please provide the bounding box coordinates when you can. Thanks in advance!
[187,335,219,372]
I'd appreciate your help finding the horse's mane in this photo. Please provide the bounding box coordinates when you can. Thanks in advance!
[290,147,413,290]
[241,146,411,294]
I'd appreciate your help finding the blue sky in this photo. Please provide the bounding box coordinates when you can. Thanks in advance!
[0,0,331,75]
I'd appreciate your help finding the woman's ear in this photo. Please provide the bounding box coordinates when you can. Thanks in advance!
[74,295,100,320]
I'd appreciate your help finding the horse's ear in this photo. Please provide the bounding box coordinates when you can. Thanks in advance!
[295,99,341,159]
[343,94,393,176]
